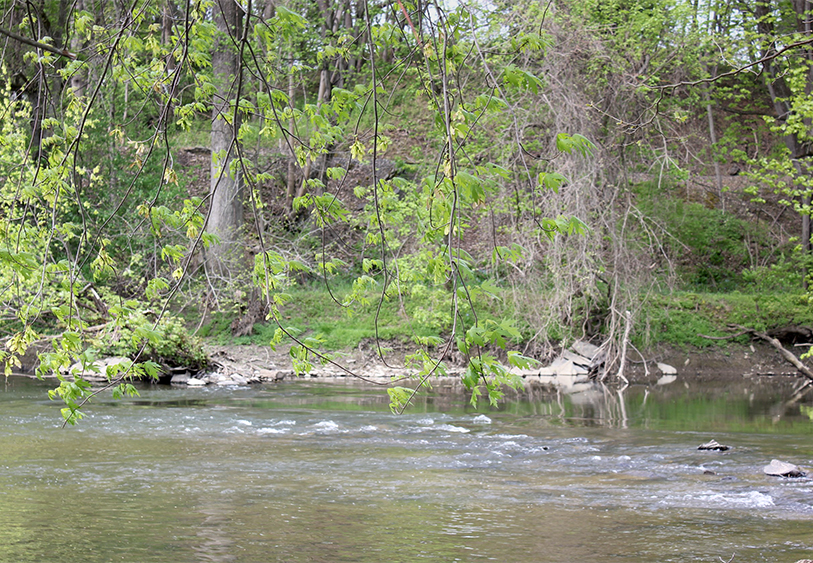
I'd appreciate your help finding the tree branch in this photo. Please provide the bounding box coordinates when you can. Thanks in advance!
[702,325,813,382]
[0,25,78,60]
[657,36,813,91]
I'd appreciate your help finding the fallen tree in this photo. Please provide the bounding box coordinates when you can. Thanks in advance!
[700,325,813,382]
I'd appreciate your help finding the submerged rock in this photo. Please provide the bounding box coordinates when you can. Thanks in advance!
[698,439,730,451]
[763,459,807,477]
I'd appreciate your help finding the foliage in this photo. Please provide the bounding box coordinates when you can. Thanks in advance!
[640,291,813,348]
[0,0,602,420]
[99,312,208,371]
[632,181,781,291]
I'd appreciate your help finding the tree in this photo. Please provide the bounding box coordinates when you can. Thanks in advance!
[208,0,245,273]
[749,0,813,284]
[0,0,609,423]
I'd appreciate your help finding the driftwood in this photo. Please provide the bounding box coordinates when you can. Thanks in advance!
[700,325,813,382]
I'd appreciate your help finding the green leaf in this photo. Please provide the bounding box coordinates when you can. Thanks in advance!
[538,172,568,193]
[507,351,539,369]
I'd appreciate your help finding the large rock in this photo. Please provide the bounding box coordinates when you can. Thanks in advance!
[657,362,677,375]
[763,459,807,477]
[548,356,589,376]
[698,439,729,451]
[67,357,134,382]
[170,371,191,385]
[571,340,601,360]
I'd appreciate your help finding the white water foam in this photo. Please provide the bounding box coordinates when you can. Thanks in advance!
[435,424,470,434]
[663,490,775,509]
[257,427,288,435]
[311,420,340,432]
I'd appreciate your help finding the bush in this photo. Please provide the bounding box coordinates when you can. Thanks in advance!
[99,313,208,371]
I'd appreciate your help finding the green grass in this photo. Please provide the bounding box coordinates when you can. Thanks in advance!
[198,283,456,349]
[639,291,813,348]
[197,276,813,355]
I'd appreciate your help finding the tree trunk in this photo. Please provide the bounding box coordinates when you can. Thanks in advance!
[703,84,722,208]
[209,0,244,270]
[285,58,297,208]
[161,0,176,124]
[70,0,86,98]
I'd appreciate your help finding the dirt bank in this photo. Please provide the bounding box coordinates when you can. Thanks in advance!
[204,340,809,388]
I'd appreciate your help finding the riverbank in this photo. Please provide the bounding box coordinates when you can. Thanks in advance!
[196,339,809,390]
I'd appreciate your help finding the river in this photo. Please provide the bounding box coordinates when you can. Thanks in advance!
[1,376,812,562]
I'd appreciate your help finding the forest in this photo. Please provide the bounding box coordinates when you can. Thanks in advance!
[2,0,813,421]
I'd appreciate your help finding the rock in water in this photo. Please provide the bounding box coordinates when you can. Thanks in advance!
[698,439,730,451]
[763,459,807,477]
[657,362,677,375]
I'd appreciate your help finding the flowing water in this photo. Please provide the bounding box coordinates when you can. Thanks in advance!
[1,375,812,563]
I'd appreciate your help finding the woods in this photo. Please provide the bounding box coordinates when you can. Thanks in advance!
[2,0,813,421]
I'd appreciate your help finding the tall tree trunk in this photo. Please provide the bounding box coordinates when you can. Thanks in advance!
[285,57,297,208]
[209,0,244,269]
[161,0,176,124]
[703,76,723,209]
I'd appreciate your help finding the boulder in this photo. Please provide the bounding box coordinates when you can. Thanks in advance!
[67,357,133,381]
[561,349,592,368]
[549,357,588,376]
[170,371,191,385]
[763,459,807,477]
[698,439,730,451]
[571,340,601,360]
[657,362,677,375]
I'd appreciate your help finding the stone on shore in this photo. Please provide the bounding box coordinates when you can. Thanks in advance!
[657,362,677,375]
[170,371,191,385]
[571,340,601,360]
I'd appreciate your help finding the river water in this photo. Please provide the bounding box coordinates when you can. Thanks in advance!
[1,376,812,563]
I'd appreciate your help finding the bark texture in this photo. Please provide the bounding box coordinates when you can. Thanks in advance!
[209,0,243,268]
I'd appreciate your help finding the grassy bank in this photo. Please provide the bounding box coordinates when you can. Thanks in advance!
[196,284,813,354]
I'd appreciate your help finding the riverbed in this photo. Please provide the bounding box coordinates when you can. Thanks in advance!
[1,376,812,562]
